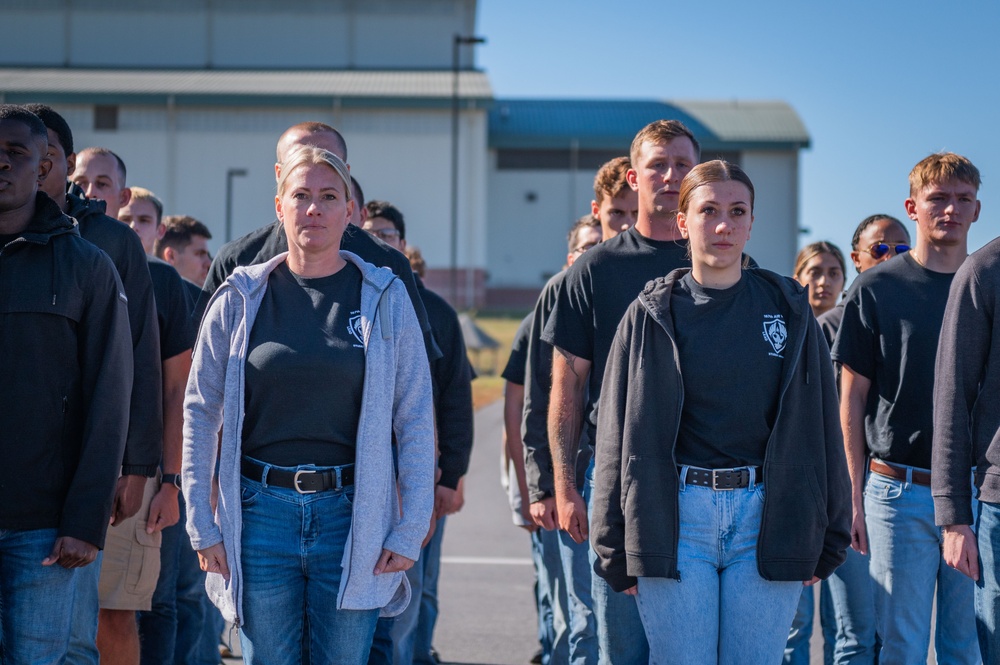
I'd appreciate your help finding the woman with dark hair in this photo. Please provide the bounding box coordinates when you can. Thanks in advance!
[591,160,851,664]
[794,241,847,319]
[183,146,435,664]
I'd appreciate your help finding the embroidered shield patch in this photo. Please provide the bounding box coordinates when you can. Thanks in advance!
[763,318,787,355]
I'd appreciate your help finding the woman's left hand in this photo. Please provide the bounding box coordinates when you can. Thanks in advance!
[803,576,821,586]
[374,548,415,575]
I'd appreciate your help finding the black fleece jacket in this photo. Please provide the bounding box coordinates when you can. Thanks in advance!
[591,268,851,592]
[67,192,162,476]
[0,193,133,547]
[417,275,474,489]
[195,220,441,361]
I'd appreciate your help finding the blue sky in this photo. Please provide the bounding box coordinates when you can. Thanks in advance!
[476,0,1000,263]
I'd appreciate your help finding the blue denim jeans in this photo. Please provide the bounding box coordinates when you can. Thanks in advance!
[0,528,77,663]
[864,469,979,664]
[584,459,648,665]
[65,550,102,665]
[534,525,566,664]
[784,582,836,665]
[139,503,185,665]
[391,515,446,664]
[634,479,802,665]
[238,469,379,665]
[826,546,878,664]
[556,529,598,665]
[975,500,1000,664]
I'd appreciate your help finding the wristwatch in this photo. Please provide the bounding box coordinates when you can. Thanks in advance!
[161,473,182,490]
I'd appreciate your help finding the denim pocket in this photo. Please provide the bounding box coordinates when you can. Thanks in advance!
[865,473,903,501]
[341,486,355,506]
[240,486,261,507]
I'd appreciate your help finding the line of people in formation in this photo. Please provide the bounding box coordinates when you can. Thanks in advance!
[2,99,998,665]
[0,104,475,665]
[502,119,998,664]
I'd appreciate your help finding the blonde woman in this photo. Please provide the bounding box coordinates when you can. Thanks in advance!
[183,147,434,664]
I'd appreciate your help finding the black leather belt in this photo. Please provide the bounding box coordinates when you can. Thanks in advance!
[682,466,761,490]
[241,458,354,494]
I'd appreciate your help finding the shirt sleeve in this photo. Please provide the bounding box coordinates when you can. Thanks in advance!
[830,280,878,380]
[541,261,595,361]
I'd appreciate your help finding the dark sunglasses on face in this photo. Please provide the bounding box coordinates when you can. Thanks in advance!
[864,243,910,259]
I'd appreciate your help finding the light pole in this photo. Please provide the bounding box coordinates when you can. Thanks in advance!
[450,34,485,307]
[224,168,248,242]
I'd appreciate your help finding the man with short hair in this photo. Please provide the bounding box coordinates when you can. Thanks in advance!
[544,121,701,663]
[0,104,133,664]
[590,156,638,239]
[155,214,214,292]
[194,124,437,366]
[119,186,164,255]
[72,147,131,220]
[25,106,163,665]
[834,152,982,663]
[933,231,1000,664]
[71,156,191,665]
[516,213,603,664]
[362,200,474,665]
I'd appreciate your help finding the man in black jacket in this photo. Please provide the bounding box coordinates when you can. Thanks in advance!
[27,104,163,665]
[933,234,1000,664]
[0,105,133,663]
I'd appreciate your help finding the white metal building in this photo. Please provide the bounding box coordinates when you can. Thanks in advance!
[0,0,809,309]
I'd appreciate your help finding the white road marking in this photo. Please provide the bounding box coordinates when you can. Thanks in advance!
[441,556,534,566]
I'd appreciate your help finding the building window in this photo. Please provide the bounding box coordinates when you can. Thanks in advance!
[94,105,119,131]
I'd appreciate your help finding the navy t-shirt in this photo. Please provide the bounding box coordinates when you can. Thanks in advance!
[242,262,366,466]
[542,227,691,444]
[831,252,955,469]
[671,271,786,468]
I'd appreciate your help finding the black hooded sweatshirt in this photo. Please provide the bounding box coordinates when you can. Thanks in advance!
[0,193,134,548]
[66,192,162,476]
[591,267,851,592]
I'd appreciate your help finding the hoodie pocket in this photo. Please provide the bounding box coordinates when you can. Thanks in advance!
[760,463,827,562]
[622,456,677,555]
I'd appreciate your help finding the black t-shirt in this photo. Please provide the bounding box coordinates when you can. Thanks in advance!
[148,257,195,361]
[817,303,844,351]
[181,278,202,313]
[502,313,532,386]
[831,252,955,468]
[671,272,786,468]
[242,262,366,466]
[542,227,691,442]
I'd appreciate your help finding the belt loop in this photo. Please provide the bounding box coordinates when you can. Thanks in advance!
[678,465,689,492]
[260,464,270,488]
[335,466,343,490]
[747,466,757,491]
[905,466,913,488]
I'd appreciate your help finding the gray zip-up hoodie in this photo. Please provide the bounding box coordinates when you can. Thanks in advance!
[182,251,435,625]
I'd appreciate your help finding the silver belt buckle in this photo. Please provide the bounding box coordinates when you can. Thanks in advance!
[294,469,318,494]
[712,467,737,491]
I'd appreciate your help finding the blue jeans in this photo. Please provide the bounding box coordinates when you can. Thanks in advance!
[390,515,446,664]
[556,529,598,665]
[65,550,102,665]
[826,547,878,664]
[0,528,77,664]
[531,529,558,665]
[238,469,379,665]
[139,505,185,665]
[976,500,1000,664]
[864,469,979,664]
[634,480,802,665]
[584,459,648,665]
[784,582,836,665]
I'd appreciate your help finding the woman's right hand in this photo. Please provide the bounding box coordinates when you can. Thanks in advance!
[198,542,231,581]
[850,501,868,556]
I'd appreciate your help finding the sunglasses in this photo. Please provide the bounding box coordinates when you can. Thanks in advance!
[863,243,910,259]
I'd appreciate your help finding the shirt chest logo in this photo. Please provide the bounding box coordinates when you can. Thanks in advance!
[348,312,365,348]
[762,314,787,358]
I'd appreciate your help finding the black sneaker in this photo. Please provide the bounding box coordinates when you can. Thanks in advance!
[530,647,543,664]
